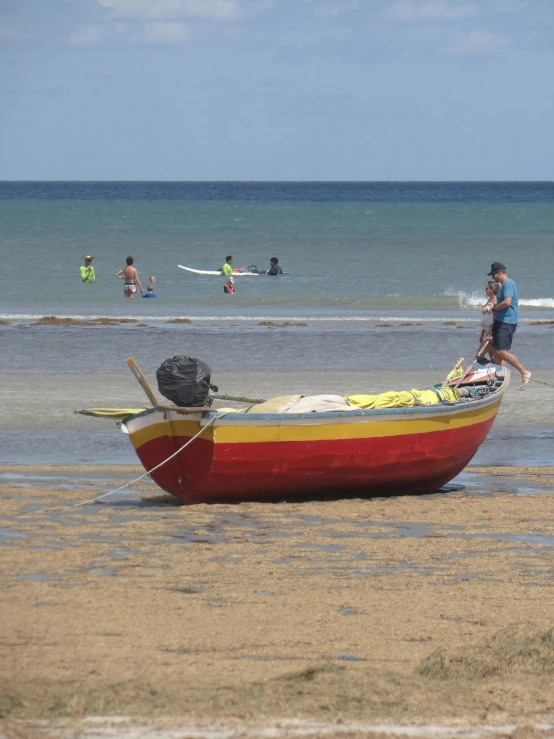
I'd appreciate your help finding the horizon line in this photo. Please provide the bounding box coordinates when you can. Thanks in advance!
[1,179,554,184]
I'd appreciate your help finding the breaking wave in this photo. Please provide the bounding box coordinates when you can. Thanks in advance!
[445,289,554,310]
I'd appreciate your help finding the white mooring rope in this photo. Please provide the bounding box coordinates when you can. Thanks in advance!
[46,413,219,512]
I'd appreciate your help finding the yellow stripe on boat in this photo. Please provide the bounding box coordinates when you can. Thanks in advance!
[128,399,500,449]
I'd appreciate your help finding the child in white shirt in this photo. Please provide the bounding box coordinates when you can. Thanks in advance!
[477,280,500,361]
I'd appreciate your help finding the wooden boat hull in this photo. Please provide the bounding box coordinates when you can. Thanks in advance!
[121,376,508,504]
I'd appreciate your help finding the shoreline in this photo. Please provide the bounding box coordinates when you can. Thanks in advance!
[2,313,554,325]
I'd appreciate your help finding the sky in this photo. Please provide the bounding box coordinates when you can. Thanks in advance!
[1,0,553,180]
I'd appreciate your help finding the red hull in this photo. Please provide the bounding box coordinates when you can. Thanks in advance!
[134,415,494,504]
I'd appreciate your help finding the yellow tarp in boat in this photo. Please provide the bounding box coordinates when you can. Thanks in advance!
[346,386,460,410]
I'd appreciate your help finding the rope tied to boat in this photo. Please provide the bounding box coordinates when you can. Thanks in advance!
[34,413,220,513]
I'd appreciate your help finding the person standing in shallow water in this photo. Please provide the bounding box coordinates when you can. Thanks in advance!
[258,257,283,275]
[115,256,144,298]
[80,255,95,283]
[221,256,234,276]
[487,262,531,389]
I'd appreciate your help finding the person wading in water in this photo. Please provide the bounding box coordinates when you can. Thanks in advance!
[80,255,95,283]
[116,256,144,298]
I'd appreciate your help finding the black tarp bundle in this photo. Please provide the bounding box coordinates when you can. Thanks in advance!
[156,356,218,407]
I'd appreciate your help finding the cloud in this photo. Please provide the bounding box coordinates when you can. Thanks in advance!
[96,0,268,22]
[315,1,358,18]
[68,19,192,45]
[133,20,191,42]
[450,29,511,53]
[387,1,476,22]
[68,24,114,45]
[67,0,273,46]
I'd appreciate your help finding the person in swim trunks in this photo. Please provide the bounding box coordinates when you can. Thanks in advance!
[116,256,144,298]
[487,261,531,389]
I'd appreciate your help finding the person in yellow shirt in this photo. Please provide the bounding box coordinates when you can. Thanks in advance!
[80,256,95,283]
[221,255,234,276]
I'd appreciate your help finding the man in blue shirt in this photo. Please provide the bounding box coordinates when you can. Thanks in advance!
[488,262,531,388]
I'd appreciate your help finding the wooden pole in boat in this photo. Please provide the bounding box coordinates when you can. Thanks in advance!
[155,404,213,415]
[127,357,158,407]
[451,340,491,390]
[210,392,266,404]
[441,358,464,388]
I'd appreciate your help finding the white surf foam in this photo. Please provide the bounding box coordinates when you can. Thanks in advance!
[445,289,554,310]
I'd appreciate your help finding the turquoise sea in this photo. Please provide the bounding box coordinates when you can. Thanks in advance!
[1,182,553,322]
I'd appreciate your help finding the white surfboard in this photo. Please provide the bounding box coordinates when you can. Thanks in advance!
[178,265,258,277]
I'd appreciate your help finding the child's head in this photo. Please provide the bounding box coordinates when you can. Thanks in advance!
[126,256,134,266]
[149,275,156,283]
[486,280,500,295]
[270,257,278,266]
[227,276,234,285]
[147,285,154,292]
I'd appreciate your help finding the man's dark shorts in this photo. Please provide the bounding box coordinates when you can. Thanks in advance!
[492,320,517,351]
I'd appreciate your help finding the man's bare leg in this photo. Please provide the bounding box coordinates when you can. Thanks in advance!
[494,349,531,388]
[489,347,505,367]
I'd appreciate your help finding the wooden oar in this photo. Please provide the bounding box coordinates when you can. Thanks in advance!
[210,392,266,404]
[127,357,158,406]
[155,404,213,415]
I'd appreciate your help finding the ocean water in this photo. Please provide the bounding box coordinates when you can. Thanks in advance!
[1,320,553,372]
[2,182,553,469]
[1,181,554,321]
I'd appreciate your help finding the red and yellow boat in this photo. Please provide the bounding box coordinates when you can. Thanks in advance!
[116,368,509,505]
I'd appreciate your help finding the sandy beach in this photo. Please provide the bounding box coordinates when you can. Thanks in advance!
[2,353,553,737]
[1,462,554,737]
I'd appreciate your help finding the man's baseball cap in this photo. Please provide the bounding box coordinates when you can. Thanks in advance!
[487,261,505,275]
[83,255,95,261]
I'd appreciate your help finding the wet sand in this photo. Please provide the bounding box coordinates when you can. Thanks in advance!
[1,466,554,737]
[2,369,553,431]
